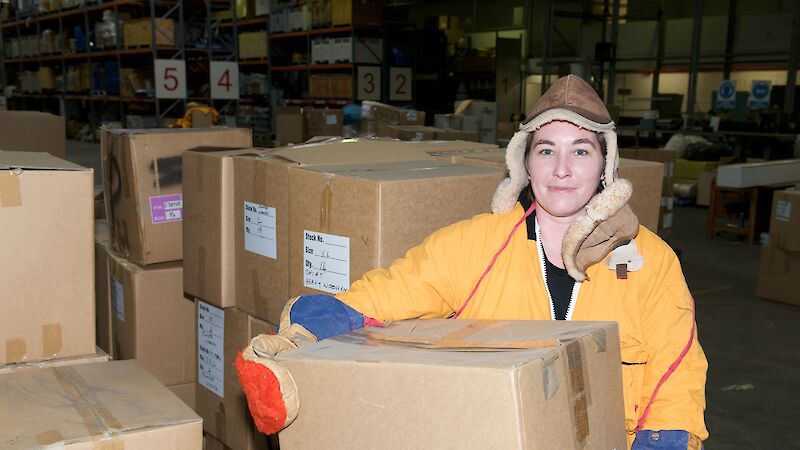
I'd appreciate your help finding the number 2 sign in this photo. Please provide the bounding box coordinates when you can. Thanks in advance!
[389,67,412,101]
[210,61,239,100]
[155,59,187,99]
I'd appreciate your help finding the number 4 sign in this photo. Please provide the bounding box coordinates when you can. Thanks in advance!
[389,67,412,101]
[155,59,187,99]
[210,61,239,100]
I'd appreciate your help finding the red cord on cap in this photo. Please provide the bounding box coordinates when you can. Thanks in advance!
[454,203,536,318]
[634,294,697,433]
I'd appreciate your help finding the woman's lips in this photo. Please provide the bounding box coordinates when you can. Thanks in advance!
[548,186,575,193]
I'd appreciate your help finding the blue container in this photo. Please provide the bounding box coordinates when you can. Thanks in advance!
[105,62,120,93]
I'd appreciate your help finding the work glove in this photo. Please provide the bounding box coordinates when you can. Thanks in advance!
[235,297,317,435]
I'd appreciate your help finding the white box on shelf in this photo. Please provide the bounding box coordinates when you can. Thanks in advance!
[716,159,800,188]
[312,38,332,64]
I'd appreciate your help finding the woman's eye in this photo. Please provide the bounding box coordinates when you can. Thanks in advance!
[575,149,589,156]
[539,148,554,155]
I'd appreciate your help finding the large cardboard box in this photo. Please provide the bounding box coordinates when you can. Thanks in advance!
[360,101,425,137]
[108,252,196,386]
[0,151,95,366]
[238,31,268,59]
[277,319,626,450]
[235,140,434,322]
[95,240,114,357]
[276,106,306,145]
[184,148,255,308]
[757,244,800,306]
[170,382,197,411]
[447,149,507,169]
[696,170,715,206]
[0,349,109,375]
[305,108,343,137]
[124,18,176,48]
[331,0,383,26]
[770,190,800,251]
[0,360,203,449]
[407,140,498,154]
[101,128,252,265]
[196,304,276,450]
[0,111,66,158]
[287,160,506,297]
[619,158,664,232]
[387,125,439,141]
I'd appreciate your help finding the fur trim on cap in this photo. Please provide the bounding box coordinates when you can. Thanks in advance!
[491,107,618,214]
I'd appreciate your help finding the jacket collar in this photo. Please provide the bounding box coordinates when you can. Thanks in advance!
[517,190,537,241]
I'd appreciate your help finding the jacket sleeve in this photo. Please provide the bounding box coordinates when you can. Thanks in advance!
[637,248,708,441]
[335,216,494,322]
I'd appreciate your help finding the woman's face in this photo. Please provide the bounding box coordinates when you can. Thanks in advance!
[526,120,604,219]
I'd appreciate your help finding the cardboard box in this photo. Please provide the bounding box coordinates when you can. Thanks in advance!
[618,159,664,232]
[0,110,66,158]
[696,170,715,206]
[618,147,676,177]
[770,190,800,251]
[277,319,626,450]
[360,101,425,137]
[406,140,498,154]
[120,67,147,97]
[95,240,114,357]
[387,125,439,141]
[305,108,343,137]
[287,160,505,297]
[170,382,197,411]
[0,151,95,366]
[717,159,800,188]
[235,140,434,322]
[184,148,256,308]
[757,244,800,306]
[435,128,480,142]
[196,305,276,450]
[108,252,196,386]
[0,348,109,375]
[0,360,203,449]
[276,106,306,145]
[239,31,268,59]
[191,110,215,128]
[124,18,176,48]
[447,149,507,169]
[331,0,383,26]
[101,128,252,265]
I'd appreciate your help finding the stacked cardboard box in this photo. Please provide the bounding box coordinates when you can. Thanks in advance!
[386,125,479,142]
[618,148,677,236]
[277,319,626,450]
[1,151,96,367]
[0,110,66,158]
[757,190,800,306]
[360,100,425,138]
[275,107,344,145]
[434,99,498,144]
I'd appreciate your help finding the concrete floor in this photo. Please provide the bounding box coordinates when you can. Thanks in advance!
[65,139,800,449]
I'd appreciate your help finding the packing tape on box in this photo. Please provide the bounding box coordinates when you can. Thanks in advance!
[541,353,559,400]
[198,245,207,296]
[4,323,62,364]
[0,171,22,207]
[320,176,333,233]
[564,339,591,447]
[591,328,607,353]
[35,430,65,446]
[5,338,27,363]
[52,366,125,449]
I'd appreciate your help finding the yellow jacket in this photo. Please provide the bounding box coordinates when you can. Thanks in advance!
[337,203,708,447]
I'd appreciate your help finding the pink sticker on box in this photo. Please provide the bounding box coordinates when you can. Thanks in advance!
[150,193,183,224]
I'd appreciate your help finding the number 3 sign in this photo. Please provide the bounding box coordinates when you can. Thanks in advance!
[357,65,381,101]
[155,59,187,99]
[210,61,239,99]
[389,67,412,101]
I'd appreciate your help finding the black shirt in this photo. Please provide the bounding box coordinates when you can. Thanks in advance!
[519,190,576,320]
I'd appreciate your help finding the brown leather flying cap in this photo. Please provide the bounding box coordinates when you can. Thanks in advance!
[522,75,612,126]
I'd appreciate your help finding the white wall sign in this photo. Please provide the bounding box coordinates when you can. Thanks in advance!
[155,59,187,99]
[389,67,412,101]
[357,65,381,101]
[210,61,240,99]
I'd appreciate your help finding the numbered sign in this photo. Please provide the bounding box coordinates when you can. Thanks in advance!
[748,80,772,110]
[210,61,240,100]
[715,80,736,109]
[357,65,381,101]
[155,59,187,99]
[389,67,412,101]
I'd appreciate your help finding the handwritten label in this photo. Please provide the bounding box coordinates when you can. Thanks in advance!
[325,114,338,125]
[198,301,224,398]
[111,277,124,322]
[150,193,183,224]
[303,230,350,294]
[244,201,277,259]
[776,200,791,221]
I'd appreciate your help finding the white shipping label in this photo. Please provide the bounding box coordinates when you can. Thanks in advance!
[244,201,277,259]
[776,200,792,221]
[198,301,225,398]
[303,230,350,294]
[111,277,124,322]
[325,114,338,125]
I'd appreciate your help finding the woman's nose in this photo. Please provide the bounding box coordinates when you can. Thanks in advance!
[553,154,571,178]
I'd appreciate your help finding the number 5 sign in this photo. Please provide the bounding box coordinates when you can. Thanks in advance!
[210,61,239,99]
[357,65,381,101]
[155,59,187,99]
[389,67,412,101]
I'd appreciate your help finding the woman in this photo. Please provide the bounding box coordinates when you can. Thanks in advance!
[236,75,708,450]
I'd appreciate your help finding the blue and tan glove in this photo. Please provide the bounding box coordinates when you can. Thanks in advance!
[632,430,703,450]
[235,295,378,435]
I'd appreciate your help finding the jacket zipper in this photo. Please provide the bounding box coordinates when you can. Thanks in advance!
[535,219,581,320]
